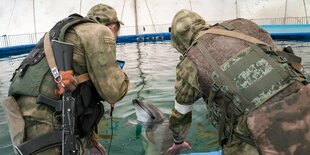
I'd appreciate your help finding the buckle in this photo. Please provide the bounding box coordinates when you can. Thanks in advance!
[276,56,287,63]
[288,69,298,77]
[211,83,220,92]
[51,67,60,79]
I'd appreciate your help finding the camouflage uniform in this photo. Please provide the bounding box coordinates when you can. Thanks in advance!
[7,4,129,155]
[168,9,211,147]
[169,9,310,155]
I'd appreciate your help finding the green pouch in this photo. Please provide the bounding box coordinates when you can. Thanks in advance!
[9,58,49,97]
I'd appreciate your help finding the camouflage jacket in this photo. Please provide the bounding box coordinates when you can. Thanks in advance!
[16,22,129,130]
[169,9,208,143]
[169,56,202,142]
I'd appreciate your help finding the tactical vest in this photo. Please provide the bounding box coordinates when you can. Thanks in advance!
[9,14,104,138]
[186,19,308,146]
[9,14,93,96]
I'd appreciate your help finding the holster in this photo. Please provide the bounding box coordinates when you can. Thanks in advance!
[1,96,25,149]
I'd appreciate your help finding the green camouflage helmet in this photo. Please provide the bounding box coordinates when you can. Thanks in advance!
[171,9,210,55]
[87,3,124,26]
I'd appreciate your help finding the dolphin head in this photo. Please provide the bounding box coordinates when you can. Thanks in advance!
[132,99,166,125]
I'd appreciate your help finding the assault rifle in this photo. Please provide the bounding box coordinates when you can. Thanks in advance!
[52,40,77,155]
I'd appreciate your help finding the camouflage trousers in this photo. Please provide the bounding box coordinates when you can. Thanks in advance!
[247,84,310,155]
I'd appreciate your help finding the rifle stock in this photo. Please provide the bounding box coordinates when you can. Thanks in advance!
[51,40,74,71]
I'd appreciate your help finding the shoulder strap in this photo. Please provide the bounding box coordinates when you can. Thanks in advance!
[76,73,90,84]
[44,32,60,80]
[58,17,95,41]
[204,28,269,46]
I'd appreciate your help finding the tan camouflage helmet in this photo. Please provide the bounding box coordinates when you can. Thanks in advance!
[87,4,124,26]
[171,9,210,55]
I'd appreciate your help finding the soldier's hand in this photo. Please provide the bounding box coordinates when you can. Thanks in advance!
[167,141,191,154]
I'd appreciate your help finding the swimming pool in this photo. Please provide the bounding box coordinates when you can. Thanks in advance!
[0,40,309,155]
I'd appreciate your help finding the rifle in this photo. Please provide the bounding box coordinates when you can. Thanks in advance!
[52,40,77,155]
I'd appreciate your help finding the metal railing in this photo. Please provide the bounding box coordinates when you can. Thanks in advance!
[1,33,45,47]
[1,17,309,48]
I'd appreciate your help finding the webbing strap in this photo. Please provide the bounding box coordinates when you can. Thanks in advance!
[76,73,90,84]
[58,18,94,41]
[218,97,228,146]
[205,29,269,46]
[44,32,60,80]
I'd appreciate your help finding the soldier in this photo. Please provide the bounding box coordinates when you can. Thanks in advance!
[167,9,310,155]
[3,3,129,155]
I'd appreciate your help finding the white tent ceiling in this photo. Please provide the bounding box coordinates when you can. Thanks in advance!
[0,0,309,35]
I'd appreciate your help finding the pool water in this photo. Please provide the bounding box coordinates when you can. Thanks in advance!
[0,41,309,155]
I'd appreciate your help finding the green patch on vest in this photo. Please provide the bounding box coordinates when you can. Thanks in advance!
[213,46,293,112]
[9,58,49,97]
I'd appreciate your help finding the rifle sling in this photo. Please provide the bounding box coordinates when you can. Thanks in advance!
[44,32,60,80]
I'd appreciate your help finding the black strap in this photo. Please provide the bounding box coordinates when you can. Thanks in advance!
[218,95,229,146]
[15,131,62,155]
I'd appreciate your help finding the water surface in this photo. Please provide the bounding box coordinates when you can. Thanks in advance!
[0,41,309,155]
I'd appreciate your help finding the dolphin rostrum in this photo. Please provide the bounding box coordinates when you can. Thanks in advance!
[132,99,174,155]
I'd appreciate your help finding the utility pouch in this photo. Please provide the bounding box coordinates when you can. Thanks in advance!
[247,84,310,154]
[1,96,25,148]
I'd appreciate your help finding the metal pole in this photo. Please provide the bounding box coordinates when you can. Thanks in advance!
[32,0,37,42]
[134,0,139,35]
[235,0,239,18]
[303,0,309,24]
[284,0,288,24]
[79,0,82,14]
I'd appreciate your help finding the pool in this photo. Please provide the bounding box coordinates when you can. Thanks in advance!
[0,40,309,155]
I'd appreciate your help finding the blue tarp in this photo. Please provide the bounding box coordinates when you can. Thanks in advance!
[1,24,310,57]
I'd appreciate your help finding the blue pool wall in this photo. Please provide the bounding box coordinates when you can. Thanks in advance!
[1,25,309,155]
[1,24,310,57]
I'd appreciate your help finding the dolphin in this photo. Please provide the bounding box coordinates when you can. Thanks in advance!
[132,99,174,155]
